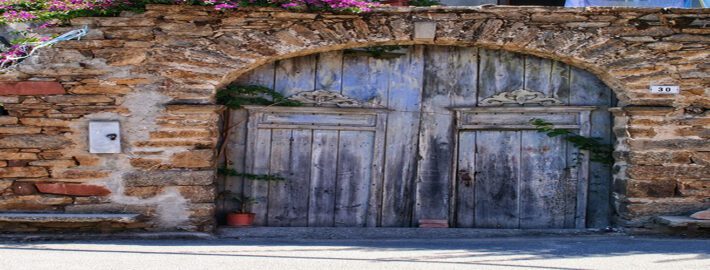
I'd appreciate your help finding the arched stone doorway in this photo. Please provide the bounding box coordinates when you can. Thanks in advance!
[219,45,616,229]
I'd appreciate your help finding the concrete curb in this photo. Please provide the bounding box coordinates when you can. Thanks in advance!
[0,232,215,242]
[218,227,625,240]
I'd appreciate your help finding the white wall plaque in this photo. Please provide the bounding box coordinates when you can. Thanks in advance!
[649,85,680,94]
[89,121,121,154]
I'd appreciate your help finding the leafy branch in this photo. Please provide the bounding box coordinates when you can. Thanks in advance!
[216,84,301,109]
[344,45,405,59]
[408,0,440,6]
[530,118,613,165]
[218,166,285,181]
[218,191,258,213]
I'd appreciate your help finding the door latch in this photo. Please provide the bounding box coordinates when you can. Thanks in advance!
[458,169,473,187]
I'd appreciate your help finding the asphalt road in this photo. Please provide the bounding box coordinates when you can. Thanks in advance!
[0,236,708,270]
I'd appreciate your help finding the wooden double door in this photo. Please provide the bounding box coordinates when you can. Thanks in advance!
[454,107,593,229]
[224,45,616,228]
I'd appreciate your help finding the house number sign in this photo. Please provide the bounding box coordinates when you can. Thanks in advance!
[650,85,680,94]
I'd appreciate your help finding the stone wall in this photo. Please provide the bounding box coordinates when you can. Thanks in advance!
[0,5,708,232]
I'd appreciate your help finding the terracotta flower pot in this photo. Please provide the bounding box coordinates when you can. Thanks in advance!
[226,212,255,227]
[381,0,409,6]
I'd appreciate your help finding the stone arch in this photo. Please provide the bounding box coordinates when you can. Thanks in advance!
[146,5,705,108]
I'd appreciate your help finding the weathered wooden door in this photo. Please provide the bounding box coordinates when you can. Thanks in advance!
[223,45,615,228]
[454,107,593,229]
[243,106,387,227]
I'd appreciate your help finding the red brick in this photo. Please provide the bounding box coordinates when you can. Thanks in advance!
[35,182,111,197]
[0,81,65,96]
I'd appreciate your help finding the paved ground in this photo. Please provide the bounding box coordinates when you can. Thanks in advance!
[0,236,708,270]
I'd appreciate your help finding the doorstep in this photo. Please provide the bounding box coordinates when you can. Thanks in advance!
[218,227,620,240]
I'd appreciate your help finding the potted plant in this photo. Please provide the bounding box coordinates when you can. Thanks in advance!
[222,192,258,227]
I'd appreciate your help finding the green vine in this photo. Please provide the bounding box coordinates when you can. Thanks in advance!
[408,0,441,6]
[344,45,405,59]
[216,84,302,109]
[530,119,613,165]
[218,167,285,181]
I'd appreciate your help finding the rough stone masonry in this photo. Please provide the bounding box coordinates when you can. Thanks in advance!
[0,4,708,232]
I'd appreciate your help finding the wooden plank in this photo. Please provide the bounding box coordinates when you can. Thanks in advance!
[261,112,377,127]
[257,124,376,132]
[315,51,343,92]
[234,62,276,88]
[334,130,374,227]
[447,47,478,226]
[286,129,313,226]
[274,55,317,97]
[523,55,570,102]
[570,67,613,228]
[387,46,424,112]
[575,110,592,229]
[266,129,292,226]
[415,46,458,224]
[308,130,339,226]
[341,54,390,106]
[460,112,579,127]
[449,47,479,107]
[244,120,271,225]
[367,112,387,227]
[474,131,520,229]
[455,131,476,228]
[224,63,276,222]
[459,125,581,131]
[519,130,568,229]
[477,49,524,103]
[381,46,424,227]
[244,105,389,115]
[221,109,248,222]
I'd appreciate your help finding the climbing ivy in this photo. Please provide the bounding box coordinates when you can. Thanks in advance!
[344,45,404,59]
[216,84,301,109]
[530,118,614,165]
[218,166,285,181]
[408,0,440,6]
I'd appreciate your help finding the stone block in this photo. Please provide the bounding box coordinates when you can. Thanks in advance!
[51,169,110,179]
[19,118,71,127]
[170,150,214,168]
[0,81,65,96]
[414,21,437,41]
[0,195,73,210]
[69,84,132,94]
[124,185,215,203]
[35,182,111,197]
[28,160,77,168]
[531,13,587,23]
[628,151,692,165]
[0,116,18,125]
[0,167,48,178]
[42,95,114,104]
[123,170,215,187]
[0,127,42,134]
[73,154,102,166]
[690,209,710,220]
[627,165,709,180]
[0,179,12,191]
[625,179,677,198]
